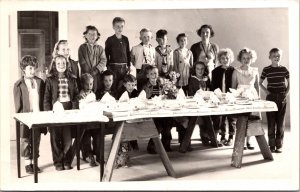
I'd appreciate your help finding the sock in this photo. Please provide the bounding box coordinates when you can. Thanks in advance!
[24,158,32,165]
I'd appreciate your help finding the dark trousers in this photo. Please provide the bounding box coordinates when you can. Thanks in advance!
[219,115,236,136]
[266,93,287,148]
[107,64,128,90]
[81,128,100,158]
[200,116,219,138]
[20,130,41,160]
[153,117,173,141]
[49,101,73,166]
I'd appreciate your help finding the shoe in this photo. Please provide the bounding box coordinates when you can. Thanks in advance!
[64,163,73,170]
[244,146,247,150]
[275,148,282,153]
[25,165,34,174]
[247,143,254,150]
[187,142,193,152]
[88,155,98,167]
[147,139,157,154]
[270,147,276,153]
[30,164,41,173]
[55,165,64,171]
[224,139,233,146]
[130,140,139,151]
[217,140,223,147]
[202,137,210,146]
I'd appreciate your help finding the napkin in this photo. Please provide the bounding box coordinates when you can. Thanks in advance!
[209,92,220,104]
[229,88,240,97]
[53,101,64,113]
[225,92,236,103]
[100,92,117,104]
[118,91,130,102]
[85,92,96,103]
[196,89,211,100]
[213,88,223,99]
[176,88,186,100]
[193,92,205,105]
[138,90,147,100]
[242,89,259,100]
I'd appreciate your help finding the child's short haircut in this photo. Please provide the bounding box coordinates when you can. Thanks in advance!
[123,74,137,83]
[20,55,38,70]
[140,28,152,36]
[217,48,234,64]
[101,69,115,80]
[176,33,187,43]
[83,25,101,41]
[269,48,283,56]
[81,73,94,86]
[156,29,168,39]
[112,17,125,25]
[144,65,157,76]
[197,24,215,37]
[237,47,257,63]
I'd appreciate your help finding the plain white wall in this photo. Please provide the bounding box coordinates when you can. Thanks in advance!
[68,8,290,127]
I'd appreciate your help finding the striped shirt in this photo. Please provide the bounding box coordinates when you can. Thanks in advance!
[151,84,160,98]
[58,78,70,102]
[260,65,289,94]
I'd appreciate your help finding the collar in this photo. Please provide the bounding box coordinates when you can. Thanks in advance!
[191,75,208,81]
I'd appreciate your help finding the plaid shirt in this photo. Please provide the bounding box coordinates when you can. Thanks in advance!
[58,78,70,102]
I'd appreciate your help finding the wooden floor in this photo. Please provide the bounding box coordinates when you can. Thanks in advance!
[4,124,299,191]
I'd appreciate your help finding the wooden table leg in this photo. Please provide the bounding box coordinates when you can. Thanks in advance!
[231,114,248,168]
[179,116,198,153]
[99,123,105,181]
[102,121,124,182]
[76,126,80,170]
[152,137,177,178]
[16,121,21,178]
[70,127,86,164]
[256,135,273,160]
[32,128,38,183]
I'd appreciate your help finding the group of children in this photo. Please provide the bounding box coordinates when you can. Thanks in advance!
[14,16,290,173]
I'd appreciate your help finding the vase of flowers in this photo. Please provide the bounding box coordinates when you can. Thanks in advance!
[161,74,179,100]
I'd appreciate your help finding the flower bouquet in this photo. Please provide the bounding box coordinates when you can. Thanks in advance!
[161,78,178,100]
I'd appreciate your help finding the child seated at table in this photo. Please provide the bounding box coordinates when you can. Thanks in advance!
[142,65,173,153]
[115,74,140,168]
[13,55,47,174]
[78,73,99,167]
[188,61,222,147]
[44,55,79,171]
[96,70,117,100]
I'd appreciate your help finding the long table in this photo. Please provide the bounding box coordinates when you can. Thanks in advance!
[13,110,109,183]
[103,99,278,169]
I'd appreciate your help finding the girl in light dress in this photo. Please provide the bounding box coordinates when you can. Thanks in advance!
[232,48,260,150]
[173,33,193,94]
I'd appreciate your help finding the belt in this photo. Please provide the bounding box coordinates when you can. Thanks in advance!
[109,63,127,65]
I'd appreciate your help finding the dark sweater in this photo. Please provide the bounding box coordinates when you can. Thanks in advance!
[211,65,234,92]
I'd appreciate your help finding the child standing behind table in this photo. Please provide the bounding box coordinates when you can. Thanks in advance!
[78,25,107,93]
[105,17,131,90]
[13,55,47,174]
[142,65,173,153]
[155,29,173,74]
[44,55,79,171]
[173,33,193,94]
[259,48,289,153]
[78,73,99,167]
[211,48,236,146]
[131,28,156,91]
[51,40,80,88]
